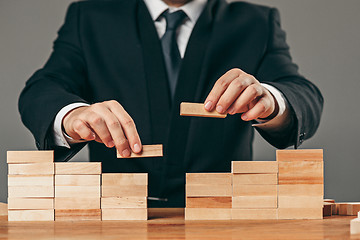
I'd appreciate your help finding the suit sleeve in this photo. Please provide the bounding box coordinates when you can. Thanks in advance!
[18,2,89,161]
[254,8,324,149]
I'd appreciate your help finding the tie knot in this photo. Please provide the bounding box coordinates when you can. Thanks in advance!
[163,10,187,31]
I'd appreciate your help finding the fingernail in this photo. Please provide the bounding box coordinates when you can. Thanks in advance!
[122,149,130,157]
[205,101,213,111]
[108,141,115,148]
[90,133,96,139]
[242,115,248,121]
[228,107,234,114]
[134,143,141,153]
[216,105,224,113]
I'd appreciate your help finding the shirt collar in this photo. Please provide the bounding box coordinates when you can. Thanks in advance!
[143,0,207,23]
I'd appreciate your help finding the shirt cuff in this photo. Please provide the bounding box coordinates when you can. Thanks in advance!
[252,83,290,131]
[53,103,90,148]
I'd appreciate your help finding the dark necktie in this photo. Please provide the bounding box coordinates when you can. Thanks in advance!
[160,10,187,98]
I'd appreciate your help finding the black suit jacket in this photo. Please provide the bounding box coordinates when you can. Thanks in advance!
[18,0,323,207]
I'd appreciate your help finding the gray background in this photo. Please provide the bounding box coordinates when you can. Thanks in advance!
[0,0,359,203]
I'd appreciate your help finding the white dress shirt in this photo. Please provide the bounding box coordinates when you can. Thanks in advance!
[53,0,289,148]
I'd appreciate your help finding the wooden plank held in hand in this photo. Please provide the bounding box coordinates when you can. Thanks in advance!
[117,145,163,158]
[7,151,54,163]
[180,102,227,118]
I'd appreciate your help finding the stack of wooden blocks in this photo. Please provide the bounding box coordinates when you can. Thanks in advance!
[232,161,278,220]
[7,151,55,221]
[101,173,148,220]
[54,162,102,221]
[185,173,232,220]
[185,149,324,220]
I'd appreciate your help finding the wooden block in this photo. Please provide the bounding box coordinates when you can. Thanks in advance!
[102,185,148,197]
[338,203,349,215]
[278,184,323,196]
[55,186,100,198]
[8,163,54,175]
[185,208,231,220]
[232,209,278,220]
[186,173,232,185]
[351,218,360,235]
[186,184,232,197]
[232,196,277,209]
[232,161,278,174]
[102,208,148,220]
[180,102,227,118]
[101,197,147,209]
[233,174,278,185]
[55,162,101,175]
[324,199,335,203]
[55,209,101,221]
[8,210,54,221]
[233,185,277,197]
[8,198,54,210]
[7,151,54,163]
[102,173,148,186]
[55,175,100,186]
[323,203,332,217]
[117,144,163,158]
[278,196,323,208]
[276,149,323,162]
[54,198,100,209]
[0,202,7,216]
[8,186,54,198]
[278,161,323,185]
[278,208,323,219]
[338,203,360,216]
[8,175,54,186]
[186,197,232,208]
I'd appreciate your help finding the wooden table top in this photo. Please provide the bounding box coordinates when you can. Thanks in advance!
[0,207,359,240]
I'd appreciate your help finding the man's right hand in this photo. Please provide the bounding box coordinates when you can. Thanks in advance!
[62,100,142,157]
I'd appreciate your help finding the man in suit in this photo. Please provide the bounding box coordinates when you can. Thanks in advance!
[18,0,323,207]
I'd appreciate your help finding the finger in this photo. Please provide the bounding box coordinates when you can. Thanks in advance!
[106,101,142,154]
[241,97,270,121]
[227,83,263,115]
[72,119,96,141]
[204,69,243,112]
[85,110,115,149]
[216,77,249,113]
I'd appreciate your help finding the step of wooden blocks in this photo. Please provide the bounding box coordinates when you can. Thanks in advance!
[117,145,163,158]
[55,162,101,175]
[185,208,231,220]
[102,208,148,220]
[186,197,232,208]
[7,151,54,163]
[232,209,278,220]
[55,209,101,221]
[276,149,323,162]
[232,161,278,174]
[8,209,54,221]
[180,102,227,118]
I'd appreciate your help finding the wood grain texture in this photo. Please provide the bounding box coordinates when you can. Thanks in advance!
[186,197,232,208]
[8,186,54,198]
[101,197,147,209]
[8,198,54,210]
[102,208,148,220]
[55,186,100,198]
[102,173,148,186]
[8,163,54,175]
[278,184,323,196]
[233,185,277,197]
[278,208,323,219]
[232,161,278,174]
[278,196,323,208]
[55,209,101,221]
[180,102,227,118]
[276,149,323,162]
[7,151,54,163]
[186,173,232,185]
[233,174,278,185]
[323,203,332,217]
[117,145,163,158]
[351,218,360,234]
[54,197,100,209]
[0,202,8,216]
[102,185,148,197]
[55,175,100,186]
[338,203,360,216]
[232,196,277,209]
[186,184,232,197]
[278,161,323,185]
[185,208,231,220]
[8,210,54,221]
[8,175,54,186]
[232,209,278,220]
[55,162,101,175]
